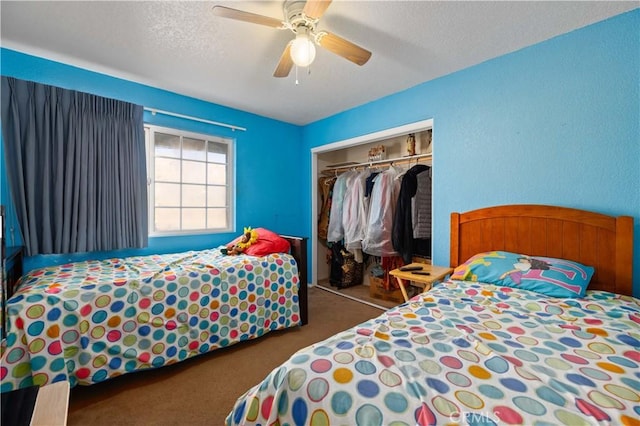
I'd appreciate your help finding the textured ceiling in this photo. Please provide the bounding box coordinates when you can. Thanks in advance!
[1,1,637,125]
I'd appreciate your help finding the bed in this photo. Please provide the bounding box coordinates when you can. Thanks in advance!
[0,232,308,392]
[226,205,637,426]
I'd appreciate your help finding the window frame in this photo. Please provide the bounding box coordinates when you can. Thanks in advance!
[144,124,235,237]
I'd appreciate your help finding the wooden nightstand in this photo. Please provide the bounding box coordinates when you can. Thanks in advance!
[389,263,453,302]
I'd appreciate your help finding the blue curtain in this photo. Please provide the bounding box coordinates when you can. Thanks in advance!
[1,77,148,255]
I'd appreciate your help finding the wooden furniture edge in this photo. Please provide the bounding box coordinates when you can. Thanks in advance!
[450,212,460,268]
[281,235,308,326]
[2,246,24,340]
[30,381,70,426]
[455,204,620,230]
[616,216,633,297]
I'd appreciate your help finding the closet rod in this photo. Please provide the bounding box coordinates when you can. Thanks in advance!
[144,108,247,132]
[322,153,432,175]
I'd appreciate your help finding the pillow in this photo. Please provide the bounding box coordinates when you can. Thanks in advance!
[450,251,594,298]
[226,228,290,256]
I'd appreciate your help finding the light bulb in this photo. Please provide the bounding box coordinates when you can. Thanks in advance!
[290,33,316,67]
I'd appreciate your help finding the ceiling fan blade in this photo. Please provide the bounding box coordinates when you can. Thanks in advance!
[274,44,294,78]
[303,0,332,20]
[212,5,284,28]
[318,32,371,66]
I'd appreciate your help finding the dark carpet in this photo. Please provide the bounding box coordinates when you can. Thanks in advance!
[67,286,384,425]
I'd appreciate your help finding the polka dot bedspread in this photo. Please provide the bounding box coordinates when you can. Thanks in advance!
[0,248,300,391]
[226,280,640,426]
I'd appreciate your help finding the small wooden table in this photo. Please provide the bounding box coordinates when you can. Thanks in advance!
[389,263,453,302]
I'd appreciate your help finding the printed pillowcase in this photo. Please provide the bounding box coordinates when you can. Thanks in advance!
[451,251,594,298]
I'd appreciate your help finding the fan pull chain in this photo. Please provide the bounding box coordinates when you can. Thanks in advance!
[294,65,312,85]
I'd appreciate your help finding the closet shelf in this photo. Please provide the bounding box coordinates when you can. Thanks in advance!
[321,153,432,175]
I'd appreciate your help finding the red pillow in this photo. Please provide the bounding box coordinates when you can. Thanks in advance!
[227,228,290,256]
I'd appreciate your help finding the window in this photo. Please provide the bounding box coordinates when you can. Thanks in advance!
[145,125,234,235]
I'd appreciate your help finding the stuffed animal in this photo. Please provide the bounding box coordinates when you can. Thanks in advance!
[221,227,258,255]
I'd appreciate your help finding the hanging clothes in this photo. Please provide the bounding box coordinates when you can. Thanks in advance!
[413,168,432,239]
[365,171,379,197]
[317,176,336,240]
[392,164,430,263]
[362,165,402,257]
[412,168,432,258]
[342,169,371,263]
[326,171,355,243]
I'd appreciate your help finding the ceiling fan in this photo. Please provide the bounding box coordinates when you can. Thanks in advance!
[212,0,372,78]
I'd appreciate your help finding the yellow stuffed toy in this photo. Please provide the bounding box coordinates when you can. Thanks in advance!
[222,227,259,255]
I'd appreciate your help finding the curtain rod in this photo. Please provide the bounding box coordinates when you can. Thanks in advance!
[144,107,247,132]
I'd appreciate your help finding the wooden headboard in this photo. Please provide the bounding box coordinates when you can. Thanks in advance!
[450,204,634,296]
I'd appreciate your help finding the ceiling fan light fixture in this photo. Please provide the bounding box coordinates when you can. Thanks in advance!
[290,32,316,67]
[213,1,372,78]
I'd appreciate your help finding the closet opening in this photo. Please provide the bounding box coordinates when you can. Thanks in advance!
[311,118,434,309]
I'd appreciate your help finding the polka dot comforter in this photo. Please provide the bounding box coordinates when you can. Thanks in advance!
[0,248,300,391]
[227,280,640,426]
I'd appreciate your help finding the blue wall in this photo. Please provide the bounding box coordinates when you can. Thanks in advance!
[1,9,639,295]
[0,49,305,269]
[304,9,640,295]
